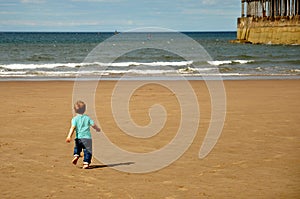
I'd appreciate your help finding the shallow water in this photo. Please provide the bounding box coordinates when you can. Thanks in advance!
[0,32,299,79]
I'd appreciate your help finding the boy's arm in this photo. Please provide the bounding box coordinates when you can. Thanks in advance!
[66,126,76,143]
[92,124,101,132]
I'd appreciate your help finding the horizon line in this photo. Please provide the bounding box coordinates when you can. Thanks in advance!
[0,30,237,33]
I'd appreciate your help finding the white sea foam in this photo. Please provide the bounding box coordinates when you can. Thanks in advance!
[207,60,232,66]
[290,69,300,73]
[0,71,27,75]
[1,60,298,79]
[128,69,175,74]
[0,61,193,70]
[0,68,209,77]
[107,61,193,67]
[145,61,193,67]
[178,67,197,74]
[0,63,91,70]
[1,69,298,79]
[207,60,254,66]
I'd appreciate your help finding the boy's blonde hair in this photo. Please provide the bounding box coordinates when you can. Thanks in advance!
[74,100,86,114]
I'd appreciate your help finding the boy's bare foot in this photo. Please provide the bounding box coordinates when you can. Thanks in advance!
[72,156,79,165]
[83,163,89,169]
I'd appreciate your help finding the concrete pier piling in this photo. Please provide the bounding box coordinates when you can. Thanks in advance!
[235,0,300,44]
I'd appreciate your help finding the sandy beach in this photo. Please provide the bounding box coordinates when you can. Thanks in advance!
[0,79,299,198]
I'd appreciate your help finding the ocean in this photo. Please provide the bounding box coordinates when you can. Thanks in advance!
[0,31,299,80]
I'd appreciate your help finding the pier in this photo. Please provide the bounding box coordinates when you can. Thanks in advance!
[236,0,300,44]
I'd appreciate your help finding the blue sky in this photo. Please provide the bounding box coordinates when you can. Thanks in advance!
[0,0,240,32]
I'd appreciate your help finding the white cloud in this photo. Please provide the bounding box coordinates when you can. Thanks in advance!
[0,3,18,6]
[20,0,45,3]
[182,8,237,16]
[70,0,122,2]
[182,8,211,15]
[0,11,20,15]
[127,20,133,25]
[0,20,37,26]
[201,0,216,5]
[0,19,136,27]
[0,0,239,31]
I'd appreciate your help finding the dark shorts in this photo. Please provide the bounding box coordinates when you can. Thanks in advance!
[73,138,92,164]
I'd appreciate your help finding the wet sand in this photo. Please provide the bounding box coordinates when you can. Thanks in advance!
[0,80,299,198]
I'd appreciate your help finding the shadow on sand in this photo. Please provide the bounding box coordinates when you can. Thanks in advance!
[85,162,135,170]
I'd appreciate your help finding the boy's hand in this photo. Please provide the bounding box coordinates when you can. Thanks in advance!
[92,124,101,132]
[95,127,101,132]
[66,126,75,143]
[66,137,71,143]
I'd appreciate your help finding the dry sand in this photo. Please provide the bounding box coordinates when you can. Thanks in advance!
[0,80,299,198]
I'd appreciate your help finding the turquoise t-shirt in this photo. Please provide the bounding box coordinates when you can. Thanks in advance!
[71,114,94,139]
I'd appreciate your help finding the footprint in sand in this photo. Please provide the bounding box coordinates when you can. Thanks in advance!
[232,160,248,168]
[104,192,113,198]
[232,160,247,165]
[273,154,283,158]
[178,185,188,191]
[162,181,173,185]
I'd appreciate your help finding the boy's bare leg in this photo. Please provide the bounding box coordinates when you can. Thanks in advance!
[72,156,79,165]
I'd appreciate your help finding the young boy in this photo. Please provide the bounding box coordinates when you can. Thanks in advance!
[66,100,100,169]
